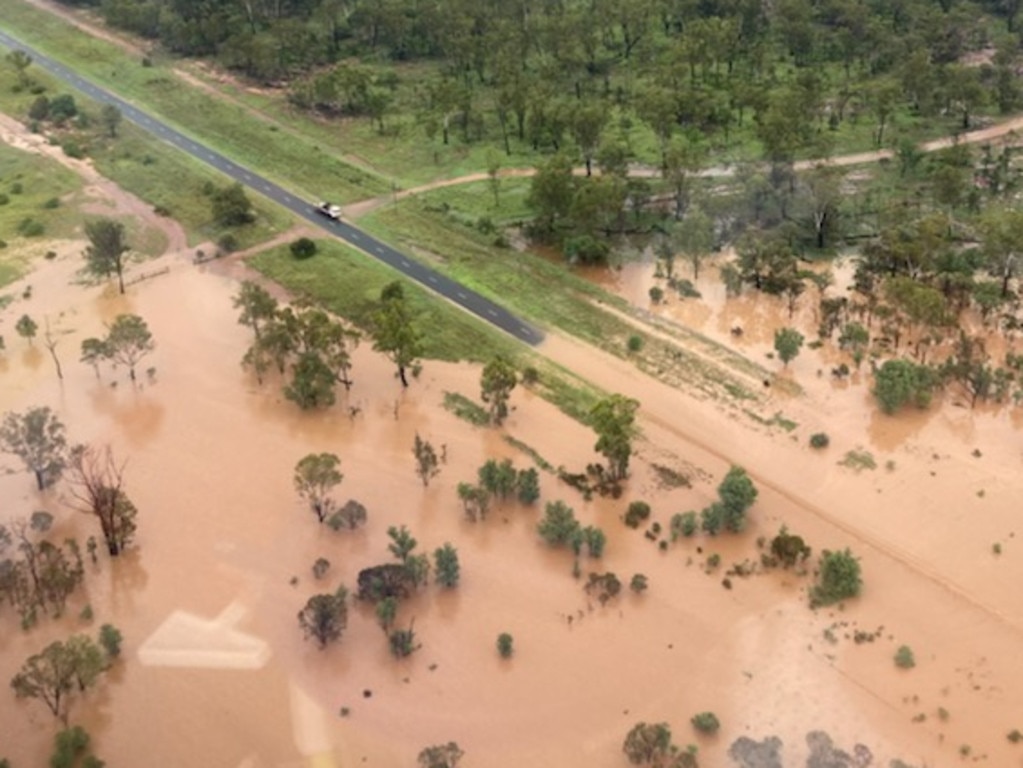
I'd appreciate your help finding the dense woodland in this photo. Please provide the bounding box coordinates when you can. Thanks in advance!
[18,0,1023,414]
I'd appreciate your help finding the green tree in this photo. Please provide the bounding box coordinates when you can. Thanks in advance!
[387,525,418,563]
[810,548,862,607]
[838,323,869,369]
[80,337,109,378]
[478,458,517,501]
[480,355,518,425]
[16,314,38,346]
[284,352,337,409]
[10,635,106,724]
[0,406,68,491]
[389,623,420,657]
[496,632,514,658]
[873,359,935,413]
[99,104,122,138]
[675,206,714,280]
[327,499,367,531]
[537,500,580,547]
[412,434,440,487]
[623,722,672,765]
[527,152,575,237]
[294,453,343,523]
[104,314,155,382]
[375,596,398,632]
[417,742,464,768]
[773,327,804,368]
[717,465,758,533]
[83,219,131,295]
[297,589,348,649]
[516,468,540,504]
[372,282,422,387]
[434,543,460,588]
[5,49,32,88]
[211,182,254,226]
[233,280,279,343]
[590,394,639,482]
[98,624,123,660]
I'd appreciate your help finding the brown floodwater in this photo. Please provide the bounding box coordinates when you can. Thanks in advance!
[3,124,1023,768]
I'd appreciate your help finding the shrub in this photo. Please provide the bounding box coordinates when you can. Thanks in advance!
[629,574,648,593]
[810,548,862,607]
[290,237,317,259]
[42,197,60,209]
[98,624,123,659]
[894,645,916,669]
[62,140,86,159]
[0,193,9,205]
[312,558,331,580]
[649,286,664,303]
[691,711,720,734]
[627,335,643,352]
[1008,729,1022,743]
[624,501,651,529]
[218,233,239,253]
[496,632,513,658]
[17,218,44,237]
[809,432,830,449]
[671,511,698,539]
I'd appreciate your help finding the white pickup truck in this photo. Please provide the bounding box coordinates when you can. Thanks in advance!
[315,201,342,220]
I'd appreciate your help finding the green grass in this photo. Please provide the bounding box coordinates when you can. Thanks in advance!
[839,449,877,472]
[247,238,605,420]
[442,392,490,426]
[361,200,770,404]
[502,435,555,473]
[412,178,534,227]
[0,142,83,286]
[0,4,388,202]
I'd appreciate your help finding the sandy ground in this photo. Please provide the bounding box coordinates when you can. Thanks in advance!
[1,71,1023,768]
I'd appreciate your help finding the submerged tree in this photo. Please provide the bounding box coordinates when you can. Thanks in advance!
[0,406,68,491]
[294,453,343,523]
[433,543,460,588]
[417,742,464,768]
[104,314,155,382]
[10,635,106,724]
[590,394,639,483]
[83,219,130,295]
[412,434,441,487]
[66,445,138,556]
[480,355,518,425]
[297,588,348,649]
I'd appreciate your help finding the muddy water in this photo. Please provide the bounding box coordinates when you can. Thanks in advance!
[2,180,1023,768]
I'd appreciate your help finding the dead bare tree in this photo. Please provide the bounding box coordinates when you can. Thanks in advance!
[66,445,137,556]
[43,319,64,380]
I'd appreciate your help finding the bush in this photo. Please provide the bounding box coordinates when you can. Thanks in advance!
[894,645,916,669]
[671,511,698,539]
[0,193,9,205]
[496,632,513,658]
[312,557,331,580]
[810,548,862,607]
[98,624,123,658]
[629,574,648,593]
[42,197,60,209]
[624,501,651,529]
[809,432,830,449]
[691,711,720,734]
[62,140,86,159]
[627,335,643,352]
[649,286,664,303]
[17,218,44,237]
[218,233,239,253]
[290,237,317,259]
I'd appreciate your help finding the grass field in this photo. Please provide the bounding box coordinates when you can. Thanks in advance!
[247,239,605,421]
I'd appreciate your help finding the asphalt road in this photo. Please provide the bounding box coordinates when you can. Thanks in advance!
[0,28,544,346]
